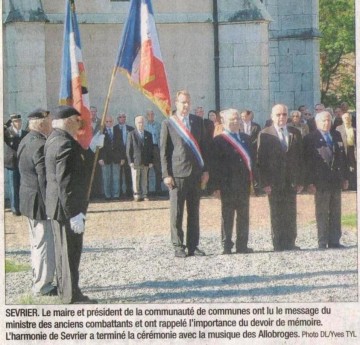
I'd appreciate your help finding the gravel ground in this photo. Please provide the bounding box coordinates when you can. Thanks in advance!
[4,192,358,304]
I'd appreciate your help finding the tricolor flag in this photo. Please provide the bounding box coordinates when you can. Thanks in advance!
[115,0,171,116]
[59,0,92,149]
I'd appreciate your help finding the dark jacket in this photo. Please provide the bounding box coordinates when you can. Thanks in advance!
[113,124,134,163]
[303,129,348,190]
[44,129,91,221]
[4,127,28,169]
[211,132,254,197]
[160,114,208,178]
[99,126,124,164]
[126,129,153,167]
[257,125,304,192]
[17,130,47,219]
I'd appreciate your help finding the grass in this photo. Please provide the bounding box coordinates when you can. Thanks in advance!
[17,293,62,305]
[341,214,357,229]
[5,259,30,273]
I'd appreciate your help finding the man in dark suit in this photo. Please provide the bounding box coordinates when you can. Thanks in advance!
[127,115,153,201]
[4,113,28,215]
[113,112,134,198]
[160,90,209,258]
[257,104,304,251]
[45,105,97,304]
[211,109,255,254]
[98,115,124,200]
[239,110,261,150]
[17,108,57,296]
[303,111,348,249]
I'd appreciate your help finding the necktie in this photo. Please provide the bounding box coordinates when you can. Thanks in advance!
[279,128,287,151]
[139,131,144,141]
[108,128,113,140]
[324,132,333,149]
[231,132,240,142]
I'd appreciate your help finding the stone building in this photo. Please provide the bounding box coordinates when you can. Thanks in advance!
[3,0,320,126]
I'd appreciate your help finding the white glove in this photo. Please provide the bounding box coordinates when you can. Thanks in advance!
[89,132,105,152]
[70,213,86,234]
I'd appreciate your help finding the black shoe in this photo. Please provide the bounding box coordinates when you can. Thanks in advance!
[72,293,98,304]
[236,247,254,254]
[175,248,186,258]
[328,243,346,249]
[12,211,21,216]
[319,244,327,250]
[286,245,301,251]
[222,249,232,255]
[42,287,58,296]
[188,247,206,257]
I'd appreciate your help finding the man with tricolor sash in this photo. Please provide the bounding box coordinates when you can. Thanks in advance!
[211,109,255,255]
[160,90,209,258]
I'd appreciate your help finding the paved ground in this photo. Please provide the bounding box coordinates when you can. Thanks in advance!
[4,191,358,304]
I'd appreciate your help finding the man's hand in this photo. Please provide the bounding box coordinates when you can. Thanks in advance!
[120,159,125,166]
[98,159,104,166]
[213,190,221,199]
[263,186,272,195]
[307,184,316,194]
[164,176,175,190]
[342,180,349,190]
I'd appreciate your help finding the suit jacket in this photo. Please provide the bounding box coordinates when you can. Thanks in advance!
[305,117,317,132]
[45,129,90,222]
[257,125,303,192]
[211,132,254,197]
[99,126,124,164]
[17,130,47,220]
[113,124,134,163]
[303,129,348,190]
[240,121,261,149]
[4,127,28,169]
[126,129,153,167]
[160,114,208,178]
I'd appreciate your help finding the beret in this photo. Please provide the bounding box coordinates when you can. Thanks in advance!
[52,105,81,119]
[27,108,50,120]
[10,113,21,120]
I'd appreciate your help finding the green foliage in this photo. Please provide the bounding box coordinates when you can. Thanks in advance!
[319,0,355,108]
[341,214,357,229]
[5,260,30,273]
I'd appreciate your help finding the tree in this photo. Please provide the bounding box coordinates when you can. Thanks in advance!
[319,0,355,108]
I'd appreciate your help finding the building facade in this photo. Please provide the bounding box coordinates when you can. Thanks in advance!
[3,0,320,125]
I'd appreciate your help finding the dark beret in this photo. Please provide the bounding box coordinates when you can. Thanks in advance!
[9,113,21,121]
[27,108,50,120]
[52,105,81,119]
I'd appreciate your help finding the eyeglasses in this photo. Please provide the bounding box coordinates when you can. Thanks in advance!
[304,113,312,115]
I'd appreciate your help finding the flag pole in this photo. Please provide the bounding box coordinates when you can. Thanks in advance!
[86,66,118,201]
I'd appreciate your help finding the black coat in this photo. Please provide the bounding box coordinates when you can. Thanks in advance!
[160,114,208,178]
[126,129,153,167]
[44,129,91,221]
[4,127,28,169]
[17,130,47,219]
[113,124,134,163]
[211,132,254,197]
[257,125,304,191]
[303,129,348,190]
[99,126,124,164]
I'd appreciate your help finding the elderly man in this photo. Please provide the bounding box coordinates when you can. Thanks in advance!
[145,110,162,195]
[98,115,123,200]
[304,111,349,249]
[257,104,304,251]
[127,115,153,201]
[4,113,28,215]
[45,105,98,304]
[212,109,255,254]
[336,112,356,190]
[18,108,56,296]
[160,90,209,258]
[113,112,134,198]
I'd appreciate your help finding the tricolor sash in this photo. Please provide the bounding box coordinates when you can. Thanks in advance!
[221,131,253,180]
[169,116,204,168]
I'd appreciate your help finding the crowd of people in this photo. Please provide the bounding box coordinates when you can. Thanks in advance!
[3,92,356,304]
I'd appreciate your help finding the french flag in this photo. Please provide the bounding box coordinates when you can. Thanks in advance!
[59,0,92,149]
[116,0,171,116]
